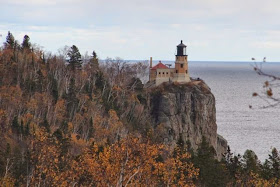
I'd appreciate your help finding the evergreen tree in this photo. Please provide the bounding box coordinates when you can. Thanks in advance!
[68,77,76,101]
[88,117,94,140]
[21,35,31,50]
[89,50,99,70]
[42,53,46,63]
[243,149,260,174]
[66,78,78,119]
[35,69,44,92]
[11,116,20,134]
[5,143,11,158]
[224,146,242,184]
[13,40,20,62]
[261,159,273,180]
[4,31,15,49]
[95,71,105,90]
[261,148,280,180]
[51,78,59,104]
[192,137,230,187]
[67,45,82,71]
[25,121,30,136]
[20,120,24,139]
[269,148,280,179]
[53,129,70,155]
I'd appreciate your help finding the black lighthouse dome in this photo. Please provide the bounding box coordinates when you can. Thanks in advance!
[176,40,187,56]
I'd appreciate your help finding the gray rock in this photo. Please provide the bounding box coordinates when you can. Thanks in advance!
[149,81,227,160]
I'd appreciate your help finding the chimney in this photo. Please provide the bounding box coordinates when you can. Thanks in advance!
[150,57,153,68]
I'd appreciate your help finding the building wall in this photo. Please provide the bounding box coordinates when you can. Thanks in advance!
[173,55,190,83]
[155,68,172,86]
[175,56,188,73]
[150,69,157,82]
[150,55,191,86]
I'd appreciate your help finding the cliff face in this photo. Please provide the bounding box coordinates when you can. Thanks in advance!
[149,81,227,159]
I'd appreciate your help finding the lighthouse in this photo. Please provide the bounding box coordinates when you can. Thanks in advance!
[172,40,191,83]
[147,40,191,87]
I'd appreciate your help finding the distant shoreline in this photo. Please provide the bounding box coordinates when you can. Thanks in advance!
[110,60,280,64]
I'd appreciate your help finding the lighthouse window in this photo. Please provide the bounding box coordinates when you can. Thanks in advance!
[176,70,178,73]
[163,72,165,74]
[166,72,168,75]
[185,57,187,60]
[180,64,183,68]
[159,72,161,74]
[186,70,188,74]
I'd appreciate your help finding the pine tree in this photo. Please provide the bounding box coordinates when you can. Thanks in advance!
[66,78,78,119]
[262,159,273,180]
[4,31,15,49]
[269,148,280,178]
[192,137,230,186]
[88,117,94,140]
[243,149,260,174]
[21,35,31,50]
[20,120,24,140]
[35,69,44,92]
[95,71,105,90]
[67,45,82,71]
[224,146,242,184]
[51,78,59,104]
[89,50,99,70]
[42,53,46,63]
[13,40,20,62]
[263,148,280,180]
[11,116,20,134]
[5,143,11,158]
[25,122,30,136]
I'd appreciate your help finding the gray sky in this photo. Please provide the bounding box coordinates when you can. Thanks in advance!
[1,0,280,61]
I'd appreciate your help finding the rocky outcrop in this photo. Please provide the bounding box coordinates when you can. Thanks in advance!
[149,81,227,159]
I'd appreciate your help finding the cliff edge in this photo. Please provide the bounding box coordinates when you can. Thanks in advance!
[148,80,227,159]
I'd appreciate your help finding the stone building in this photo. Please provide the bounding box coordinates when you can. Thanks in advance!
[149,40,191,86]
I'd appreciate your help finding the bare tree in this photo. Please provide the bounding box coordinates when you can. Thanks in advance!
[251,57,280,108]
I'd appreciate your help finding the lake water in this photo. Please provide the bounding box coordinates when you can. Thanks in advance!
[190,61,280,161]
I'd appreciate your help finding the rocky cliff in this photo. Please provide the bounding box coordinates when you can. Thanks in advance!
[148,80,227,159]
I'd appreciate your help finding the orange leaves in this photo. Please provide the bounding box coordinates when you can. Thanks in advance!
[246,172,280,187]
[54,99,66,124]
[266,88,273,97]
[23,112,33,122]
[108,109,120,122]
[0,109,7,120]
[129,93,140,104]
[93,110,126,145]
[29,128,72,186]
[0,86,22,107]
[252,92,258,97]
[264,81,269,87]
[0,177,15,187]
[112,85,122,91]
[74,136,198,186]
[71,133,87,147]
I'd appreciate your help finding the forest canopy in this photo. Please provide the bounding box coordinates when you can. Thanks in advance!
[0,32,280,186]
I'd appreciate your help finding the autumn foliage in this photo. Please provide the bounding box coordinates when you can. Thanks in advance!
[0,32,200,186]
[1,32,280,187]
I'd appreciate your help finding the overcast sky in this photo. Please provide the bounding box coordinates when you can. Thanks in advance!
[1,0,280,61]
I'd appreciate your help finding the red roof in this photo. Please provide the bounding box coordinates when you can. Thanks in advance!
[151,62,168,70]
